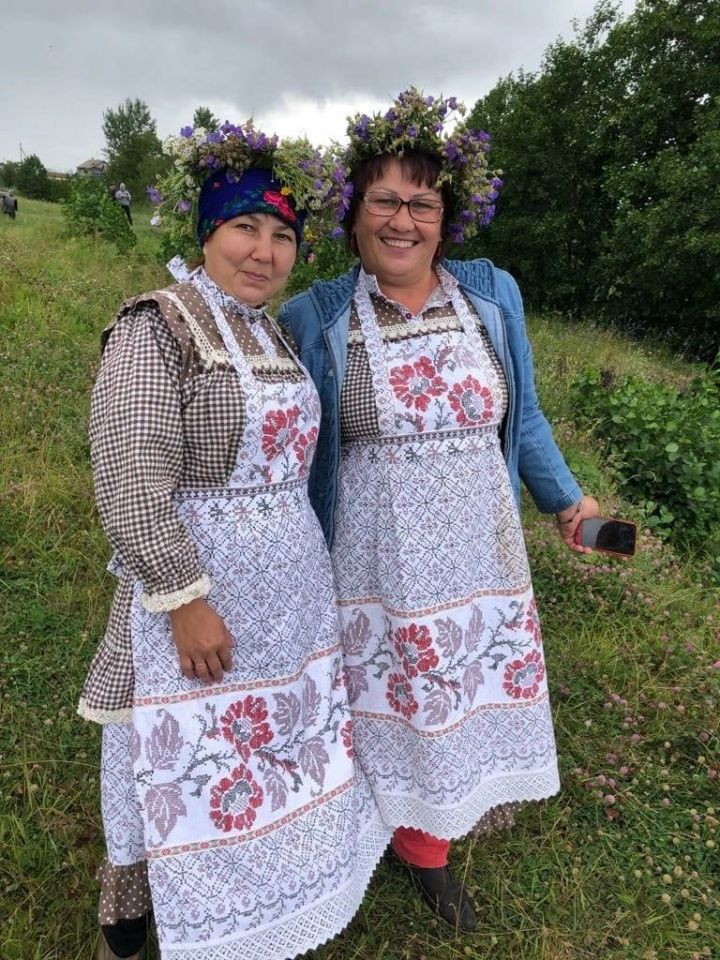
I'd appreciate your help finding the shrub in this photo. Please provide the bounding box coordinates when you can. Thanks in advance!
[572,367,720,563]
[63,178,136,253]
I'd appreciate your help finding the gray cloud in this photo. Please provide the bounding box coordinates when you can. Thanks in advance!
[2,0,636,170]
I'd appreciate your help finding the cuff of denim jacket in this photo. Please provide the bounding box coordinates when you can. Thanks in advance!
[537,483,584,515]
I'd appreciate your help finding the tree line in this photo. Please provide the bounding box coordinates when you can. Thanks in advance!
[0,103,219,204]
[465,0,719,361]
[2,0,717,358]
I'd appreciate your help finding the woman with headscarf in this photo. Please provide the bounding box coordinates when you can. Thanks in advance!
[281,89,599,932]
[79,122,390,960]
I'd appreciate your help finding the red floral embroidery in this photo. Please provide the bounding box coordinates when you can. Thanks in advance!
[263,190,297,223]
[209,764,264,832]
[341,719,355,758]
[502,649,545,700]
[293,426,318,474]
[261,405,301,460]
[524,598,542,647]
[220,695,273,760]
[389,357,447,412]
[448,375,494,426]
[393,624,439,679]
[386,672,419,719]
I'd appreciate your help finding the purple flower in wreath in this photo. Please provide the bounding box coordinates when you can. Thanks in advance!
[444,142,460,165]
[481,204,496,226]
[354,115,372,139]
[180,126,193,138]
[407,124,418,139]
[146,186,163,204]
[177,199,191,214]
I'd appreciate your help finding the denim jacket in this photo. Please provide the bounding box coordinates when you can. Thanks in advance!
[279,258,582,547]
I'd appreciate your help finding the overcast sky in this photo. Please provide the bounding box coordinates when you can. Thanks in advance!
[2,0,637,172]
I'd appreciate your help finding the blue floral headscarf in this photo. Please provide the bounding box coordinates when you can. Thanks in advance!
[197,168,306,246]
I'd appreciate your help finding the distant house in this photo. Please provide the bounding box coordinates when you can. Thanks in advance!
[47,169,72,181]
[76,158,107,178]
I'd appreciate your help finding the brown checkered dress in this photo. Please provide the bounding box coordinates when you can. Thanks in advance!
[78,277,303,725]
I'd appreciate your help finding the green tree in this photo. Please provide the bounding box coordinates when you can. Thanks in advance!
[0,160,19,188]
[63,177,136,253]
[593,0,720,359]
[466,1,621,313]
[192,107,220,132]
[102,98,164,196]
[466,0,720,360]
[15,154,52,200]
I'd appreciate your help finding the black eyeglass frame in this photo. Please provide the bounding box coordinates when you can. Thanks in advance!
[358,191,445,223]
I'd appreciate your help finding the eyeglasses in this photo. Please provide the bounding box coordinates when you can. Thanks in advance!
[360,191,444,223]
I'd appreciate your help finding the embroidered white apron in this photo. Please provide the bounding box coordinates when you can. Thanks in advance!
[331,271,560,838]
[101,283,390,960]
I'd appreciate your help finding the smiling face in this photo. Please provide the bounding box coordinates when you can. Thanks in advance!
[202,212,297,306]
[352,156,443,291]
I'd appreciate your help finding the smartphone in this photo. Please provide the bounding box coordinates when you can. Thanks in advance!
[576,517,637,557]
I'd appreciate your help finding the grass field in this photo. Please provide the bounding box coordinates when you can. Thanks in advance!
[0,198,717,960]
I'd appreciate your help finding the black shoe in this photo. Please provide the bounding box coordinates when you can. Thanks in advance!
[406,864,477,932]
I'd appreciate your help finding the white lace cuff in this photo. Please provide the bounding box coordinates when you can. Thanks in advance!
[141,573,211,612]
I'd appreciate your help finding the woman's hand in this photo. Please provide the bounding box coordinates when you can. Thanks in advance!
[169,598,233,683]
[555,495,600,554]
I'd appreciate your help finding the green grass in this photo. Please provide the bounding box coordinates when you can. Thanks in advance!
[1,200,718,960]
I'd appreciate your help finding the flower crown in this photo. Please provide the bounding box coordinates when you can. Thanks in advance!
[148,120,331,258]
[327,88,503,244]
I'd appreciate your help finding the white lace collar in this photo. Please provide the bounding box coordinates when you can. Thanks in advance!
[358,264,457,317]
[192,268,268,323]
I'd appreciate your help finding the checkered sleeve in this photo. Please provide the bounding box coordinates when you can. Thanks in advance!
[90,305,210,611]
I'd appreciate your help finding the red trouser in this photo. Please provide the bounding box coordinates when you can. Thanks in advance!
[392,827,450,868]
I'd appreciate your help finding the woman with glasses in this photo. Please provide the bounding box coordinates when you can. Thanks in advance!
[281,90,598,931]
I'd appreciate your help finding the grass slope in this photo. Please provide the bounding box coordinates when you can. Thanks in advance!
[0,200,717,960]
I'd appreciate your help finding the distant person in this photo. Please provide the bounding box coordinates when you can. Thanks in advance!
[114,183,132,225]
[2,191,17,219]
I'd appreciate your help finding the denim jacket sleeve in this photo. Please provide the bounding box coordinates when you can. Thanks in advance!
[495,269,583,514]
